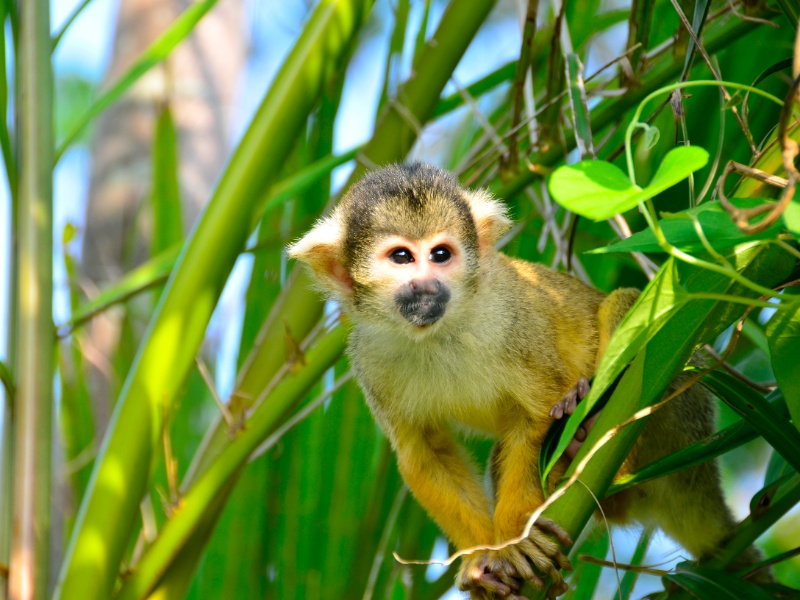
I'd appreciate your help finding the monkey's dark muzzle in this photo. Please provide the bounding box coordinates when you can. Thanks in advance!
[396,279,450,327]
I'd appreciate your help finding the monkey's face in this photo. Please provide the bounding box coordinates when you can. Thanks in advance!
[370,233,460,328]
[341,223,480,341]
[288,164,510,338]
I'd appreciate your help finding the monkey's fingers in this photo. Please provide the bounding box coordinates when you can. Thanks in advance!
[458,554,519,598]
[519,537,569,578]
[549,378,591,419]
[576,377,590,401]
[546,580,569,598]
[486,546,545,591]
[564,411,600,460]
[468,587,502,600]
[548,392,572,419]
[469,589,529,600]
[467,572,515,598]
[468,588,500,600]
[535,517,573,549]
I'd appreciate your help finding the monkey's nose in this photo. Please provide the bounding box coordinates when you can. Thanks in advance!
[396,279,450,327]
[409,279,440,295]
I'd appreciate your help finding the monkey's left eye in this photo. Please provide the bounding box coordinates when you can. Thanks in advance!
[389,248,415,264]
[430,246,452,264]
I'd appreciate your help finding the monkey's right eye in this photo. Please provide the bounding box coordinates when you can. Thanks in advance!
[389,248,415,264]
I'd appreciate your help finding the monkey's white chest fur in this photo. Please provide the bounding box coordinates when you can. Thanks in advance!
[349,322,530,436]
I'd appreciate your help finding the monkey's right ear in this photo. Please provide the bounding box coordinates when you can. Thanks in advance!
[465,189,512,252]
[287,215,353,296]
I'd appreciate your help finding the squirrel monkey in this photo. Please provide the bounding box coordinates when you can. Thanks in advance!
[289,163,767,598]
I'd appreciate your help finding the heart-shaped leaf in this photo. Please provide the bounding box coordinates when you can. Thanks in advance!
[547,160,640,220]
[549,145,709,221]
[644,145,709,197]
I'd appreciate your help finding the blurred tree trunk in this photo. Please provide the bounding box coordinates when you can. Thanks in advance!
[80,0,245,424]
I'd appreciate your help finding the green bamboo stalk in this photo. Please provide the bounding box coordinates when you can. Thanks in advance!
[146,58,353,600]
[9,0,54,598]
[349,0,497,182]
[183,0,499,488]
[135,2,499,595]
[0,0,14,582]
[53,2,373,599]
[114,325,348,600]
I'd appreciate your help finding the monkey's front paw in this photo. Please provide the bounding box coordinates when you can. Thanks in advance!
[488,517,572,598]
[549,378,599,461]
[457,519,573,599]
[457,551,523,599]
[549,378,590,420]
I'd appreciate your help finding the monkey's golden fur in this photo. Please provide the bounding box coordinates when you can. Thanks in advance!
[289,163,768,597]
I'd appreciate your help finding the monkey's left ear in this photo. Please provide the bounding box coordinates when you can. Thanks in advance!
[287,214,354,296]
[465,189,512,251]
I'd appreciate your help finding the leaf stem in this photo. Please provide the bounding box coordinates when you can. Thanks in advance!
[641,198,787,301]
[625,80,783,185]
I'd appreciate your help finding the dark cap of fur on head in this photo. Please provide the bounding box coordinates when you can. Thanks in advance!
[341,163,479,268]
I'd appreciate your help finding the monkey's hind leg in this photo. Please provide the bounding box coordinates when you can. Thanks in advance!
[625,385,772,584]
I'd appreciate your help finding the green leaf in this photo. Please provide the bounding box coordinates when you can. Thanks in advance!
[664,565,774,599]
[151,103,183,256]
[431,60,516,118]
[549,146,709,221]
[783,199,800,240]
[543,259,688,476]
[53,1,373,597]
[54,73,95,145]
[547,160,641,221]
[643,124,660,151]
[608,388,789,496]
[639,145,709,201]
[51,0,93,49]
[0,360,14,400]
[616,529,653,600]
[591,198,785,254]
[766,289,800,426]
[0,0,15,199]
[540,369,625,491]
[254,147,360,226]
[705,474,800,572]
[765,446,795,487]
[701,370,800,474]
[57,245,179,336]
[563,531,608,600]
[565,53,594,158]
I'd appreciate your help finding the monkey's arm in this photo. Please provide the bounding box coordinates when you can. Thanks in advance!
[391,421,494,549]
[453,412,571,598]
[492,414,548,541]
[392,422,535,597]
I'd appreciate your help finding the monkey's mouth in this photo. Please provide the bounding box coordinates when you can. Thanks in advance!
[398,299,447,327]
[395,284,451,327]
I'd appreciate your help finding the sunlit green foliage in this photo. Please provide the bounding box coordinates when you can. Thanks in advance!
[2,0,800,599]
